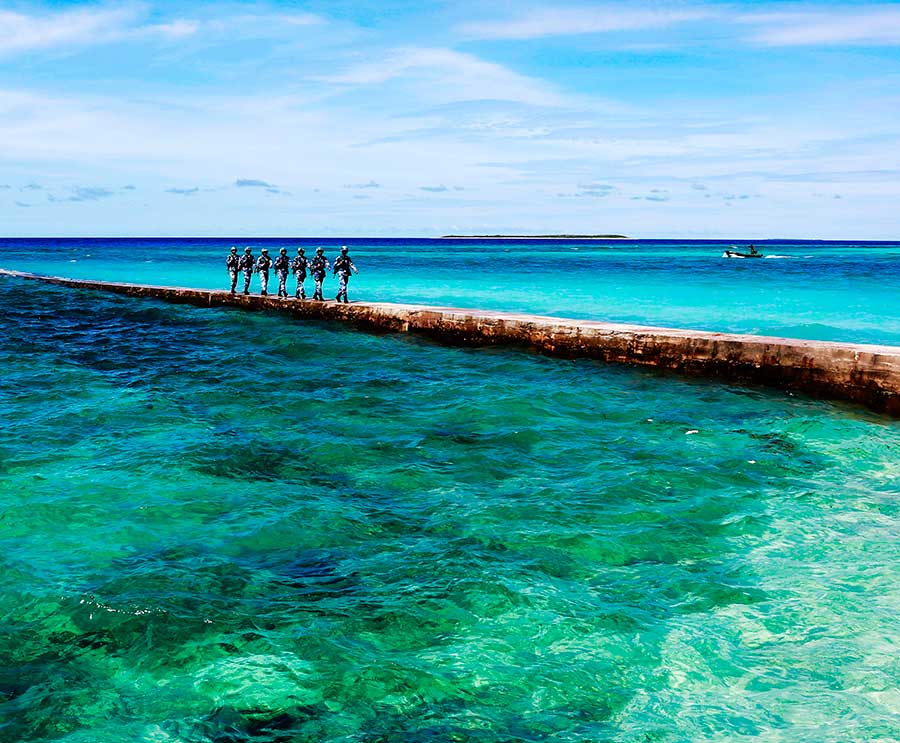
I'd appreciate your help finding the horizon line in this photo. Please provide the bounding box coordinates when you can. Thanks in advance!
[0,236,898,242]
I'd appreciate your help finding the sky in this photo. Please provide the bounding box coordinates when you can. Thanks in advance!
[2,0,900,238]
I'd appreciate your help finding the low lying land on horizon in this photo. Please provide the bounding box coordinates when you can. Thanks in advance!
[440,234,631,239]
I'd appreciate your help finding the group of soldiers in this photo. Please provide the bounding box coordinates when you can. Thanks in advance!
[226,246,359,303]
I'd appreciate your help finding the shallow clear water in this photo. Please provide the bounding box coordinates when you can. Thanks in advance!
[2,244,900,741]
[3,237,900,345]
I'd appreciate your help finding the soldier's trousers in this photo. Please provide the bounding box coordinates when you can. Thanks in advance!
[294,272,307,299]
[258,270,269,295]
[276,269,289,297]
[242,268,253,293]
[313,276,324,300]
[228,269,238,292]
[336,273,350,302]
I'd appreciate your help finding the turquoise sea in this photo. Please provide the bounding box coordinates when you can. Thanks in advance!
[2,239,900,742]
[6,238,900,345]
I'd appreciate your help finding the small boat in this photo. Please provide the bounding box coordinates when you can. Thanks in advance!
[723,246,764,259]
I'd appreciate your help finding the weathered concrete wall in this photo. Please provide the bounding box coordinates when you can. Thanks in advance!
[4,268,900,416]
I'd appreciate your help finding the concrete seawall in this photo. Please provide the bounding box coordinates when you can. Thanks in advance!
[4,268,900,416]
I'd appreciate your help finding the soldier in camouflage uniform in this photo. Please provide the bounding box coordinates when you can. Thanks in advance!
[291,248,309,299]
[273,248,291,298]
[309,248,330,301]
[238,247,255,295]
[255,248,273,296]
[225,246,240,293]
[332,246,358,303]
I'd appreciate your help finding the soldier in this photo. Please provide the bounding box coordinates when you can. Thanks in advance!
[291,247,309,299]
[309,247,330,301]
[238,247,255,295]
[332,245,358,303]
[273,248,291,298]
[225,246,240,294]
[255,248,273,296]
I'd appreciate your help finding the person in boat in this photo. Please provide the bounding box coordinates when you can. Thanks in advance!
[332,246,358,304]
[309,248,330,301]
[225,246,239,294]
[238,247,255,295]
[255,248,273,296]
[291,248,310,299]
[749,244,759,256]
[273,248,291,298]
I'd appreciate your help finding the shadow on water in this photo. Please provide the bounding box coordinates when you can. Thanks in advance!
[184,436,350,489]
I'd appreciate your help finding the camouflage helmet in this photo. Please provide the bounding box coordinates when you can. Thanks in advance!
[297,247,305,254]
[341,245,348,254]
[280,248,287,254]
[230,246,237,252]
[244,247,252,253]
[316,247,324,254]
[261,248,269,253]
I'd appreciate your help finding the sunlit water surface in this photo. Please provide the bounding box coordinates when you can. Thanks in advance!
[1,241,900,741]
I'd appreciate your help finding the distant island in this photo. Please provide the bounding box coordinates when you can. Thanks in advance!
[440,234,630,239]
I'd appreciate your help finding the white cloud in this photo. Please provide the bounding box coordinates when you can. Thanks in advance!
[260,13,323,28]
[0,6,142,55]
[0,5,206,56]
[460,6,712,40]
[324,47,567,106]
[0,5,326,57]
[146,19,200,39]
[743,7,900,46]
[204,11,324,37]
